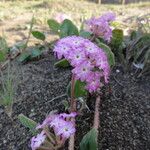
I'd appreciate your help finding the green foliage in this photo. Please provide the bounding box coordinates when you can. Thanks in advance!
[54,59,70,68]
[67,80,87,98]
[47,19,60,33]
[111,29,124,51]
[110,29,125,65]
[31,31,46,41]
[0,64,13,106]
[31,49,42,59]
[18,52,31,63]
[0,51,6,62]
[127,33,150,76]
[79,31,92,39]
[80,128,97,150]
[0,63,16,117]
[59,19,79,38]
[18,47,43,63]
[0,37,9,62]
[96,39,115,67]
[18,114,38,135]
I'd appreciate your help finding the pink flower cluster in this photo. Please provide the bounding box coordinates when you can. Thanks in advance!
[85,12,116,42]
[31,131,46,150]
[31,112,76,150]
[54,36,110,93]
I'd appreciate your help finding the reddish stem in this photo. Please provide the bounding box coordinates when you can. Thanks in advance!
[69,75,76,150]
[93,95,101,131]
[70,74,76,112]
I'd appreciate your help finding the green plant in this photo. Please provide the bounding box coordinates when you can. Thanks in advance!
[18,114,38,135]
[109,29,124,64]
[0,63,16,117]
[126,32,150,77]
[0,36,9,62]
[80,128,97,150]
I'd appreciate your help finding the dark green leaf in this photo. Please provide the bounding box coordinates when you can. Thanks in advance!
[32,31,45,41]
[18,114,37,135]
[111,29,124,50]
[47,19,60,33]
[0,37,9,52]
[80,128,97,150]
[67,80,87,98]
[59,19,79,38]
[31,49,42,58]
[79,31,91,39]
[54,59,70,68]
[96,40,115,67]
[18,52,31,63]
[0,51,6,62]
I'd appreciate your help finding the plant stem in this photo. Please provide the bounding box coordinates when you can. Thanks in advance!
[93,95,101,131]
[70,74,76,112]
[69,75,76,150]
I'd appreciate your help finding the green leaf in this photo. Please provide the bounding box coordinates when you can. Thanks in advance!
[31,31,45,41]
[0,51,6,62]
[31,49,42,58]
[47,19,60,33]
[0,37,9,52]
[54,59,70,68]
[18,52,31,63]
[80,128,98,150]
[96,40,115,67]
[79,31,91,39]
[67,80,87,98]
[18,114,38,135]
[59,19,79,38]
[111,29,124,49]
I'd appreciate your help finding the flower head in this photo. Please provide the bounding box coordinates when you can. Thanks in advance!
[60,112,77,119]
[85,12,115,42]
[31,131,46,150]
[86,72,101,93]
[53,36,110,93]
[55,121,75,139]
[100,12,116,22]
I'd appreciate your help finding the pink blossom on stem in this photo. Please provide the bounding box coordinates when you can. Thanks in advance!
[72,61,93,82]
[53,36,110,93]
[55,121,75,139]
[60,112,77,119]
[85,12,115,42]
[86,72,101,93]
[31,131,46,150]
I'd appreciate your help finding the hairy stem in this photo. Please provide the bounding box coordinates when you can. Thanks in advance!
[70,75,76,112]
[93,95,101,131]
[69,75,76,150]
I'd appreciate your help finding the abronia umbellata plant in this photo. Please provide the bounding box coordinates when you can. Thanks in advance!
[29,12,115,150]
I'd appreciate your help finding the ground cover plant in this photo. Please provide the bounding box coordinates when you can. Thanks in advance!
[0,1,150,150]
[18,12,115,150]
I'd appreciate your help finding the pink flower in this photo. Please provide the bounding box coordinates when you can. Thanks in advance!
[31,131,46,150]
[68,47,86,66]
[84,41,99,54]
[50,115,66,128]
[100,12,116,22]
[86,72,101,93]
[55,13,71,23]
[55,121,75,139]
[36,114,57,129]
[54,42,71,59]
[60,112,77,119]
[72,61,93,82]
[85,13,115,42]
[53,36,110,92]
